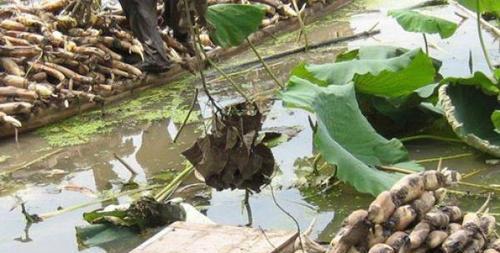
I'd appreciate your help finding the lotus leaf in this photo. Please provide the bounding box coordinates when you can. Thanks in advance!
[281,78,419,195]
[389,10,458,39]
[206,4,266,47]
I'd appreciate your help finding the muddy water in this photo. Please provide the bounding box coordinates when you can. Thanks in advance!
[1,0,500,252]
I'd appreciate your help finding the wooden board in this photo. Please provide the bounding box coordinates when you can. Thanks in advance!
[0,0,353,138]
[130,222,298,253]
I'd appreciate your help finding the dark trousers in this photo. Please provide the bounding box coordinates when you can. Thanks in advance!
[118,0,188,65]
[163,0,190,42]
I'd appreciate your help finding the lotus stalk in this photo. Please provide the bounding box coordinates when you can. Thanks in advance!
[39,185,162,220]
[243,189,253,226]
[291,0,309,50]
[475,0,494,71]
[154,165,195,202]
[246,38,284,89]
[422,33,429,55]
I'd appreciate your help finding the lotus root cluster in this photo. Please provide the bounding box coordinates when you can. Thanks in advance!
[328,170,499,253]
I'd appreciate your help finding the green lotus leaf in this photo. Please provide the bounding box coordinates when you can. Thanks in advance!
[206,4,266,48]
[441,71,499,96]
[281,77,420,196]
[457,0,500,15]
[335,46,409,62]
[439,83,500,157]
[292,47,437,98]
[389,10,458,39]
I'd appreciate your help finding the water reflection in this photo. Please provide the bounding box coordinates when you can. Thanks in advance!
[135,122,199,175]
[0,120,206,252]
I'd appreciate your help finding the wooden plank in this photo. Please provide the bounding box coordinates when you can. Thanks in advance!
[0,0,353,138]
[130,222,298,253]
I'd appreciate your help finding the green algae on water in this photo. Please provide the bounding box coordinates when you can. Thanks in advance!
[37,77,200,147]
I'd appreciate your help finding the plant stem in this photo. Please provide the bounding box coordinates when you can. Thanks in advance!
[113,153,138,175]
[291,0,309,50]
[1,149,63,176]
[462,168,487,179]
[399,134,462,143]
[422,33,429,55]
[378,165,415,174]
[312,153,322,174]
[154,165,194,202]
[211,30,379,76]
[250,87,280,102]
[14,128,19,145]
[201,52,251,102]
[209,65,259,82]
[269,184,304,252]
[459,181,500,193]
[246,38,284,89]
[173,89,199,143]
[40,165,195,220]
[379,166,500,193]
[468,49,474,74]
[415,152,473,163]
[446,189,497,199]
[244,189,253,227]
[39,185,162,220]
[182,0,222,113]
[475,0,494,71]
[476,193,492,214]
[209,61,283,83]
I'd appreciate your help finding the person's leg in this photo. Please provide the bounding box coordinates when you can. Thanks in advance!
[119,0,171,72]
[163,0,190,43]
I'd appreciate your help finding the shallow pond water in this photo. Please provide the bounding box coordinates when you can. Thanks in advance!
[1,0,500,252]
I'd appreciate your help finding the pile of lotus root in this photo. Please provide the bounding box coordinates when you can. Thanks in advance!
[0,0,305,129]
[328,169,499,253]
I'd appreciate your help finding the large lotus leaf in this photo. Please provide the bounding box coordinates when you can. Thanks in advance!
[457,0,500,15]
[353,52,436,97]
[335,46,409,62]
[281,78,412,195]
[206,4,265,48]
[367,84,441,121]
[295,48,436,97]
[441,71,499,96]
[439,84,500,157]
[281,76,324,111]
[290,63,328,86]
[336,47,441,122]
[294,47,441,132]
[336,46,443,72]
[369,83,439,111]
[389,10,458,39]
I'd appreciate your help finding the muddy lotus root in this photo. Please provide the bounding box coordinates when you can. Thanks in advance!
[328,170,498,253]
